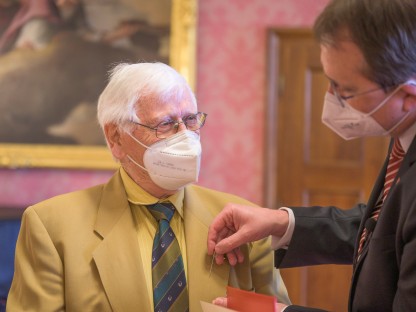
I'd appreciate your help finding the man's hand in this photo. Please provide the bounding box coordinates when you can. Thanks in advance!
[207,203,289,265]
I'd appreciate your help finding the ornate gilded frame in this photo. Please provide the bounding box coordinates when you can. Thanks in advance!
[0,0,197,170]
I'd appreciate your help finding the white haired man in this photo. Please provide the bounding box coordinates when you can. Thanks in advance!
[7,62,290,311]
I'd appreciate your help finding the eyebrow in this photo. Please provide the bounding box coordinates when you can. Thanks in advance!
[326,75,358,93]
[147,112,197,125]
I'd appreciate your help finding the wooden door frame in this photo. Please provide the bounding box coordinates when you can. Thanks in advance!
[264,29,314,306]
[264,28,313,209]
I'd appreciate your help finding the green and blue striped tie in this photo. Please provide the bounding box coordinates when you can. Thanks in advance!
[148,203,189,312]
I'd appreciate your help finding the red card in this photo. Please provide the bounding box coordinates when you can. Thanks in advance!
[227,286,276,312]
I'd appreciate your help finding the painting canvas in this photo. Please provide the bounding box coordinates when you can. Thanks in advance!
[0,0,196,169]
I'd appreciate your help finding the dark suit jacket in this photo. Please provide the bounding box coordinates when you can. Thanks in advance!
[276,137,416,312]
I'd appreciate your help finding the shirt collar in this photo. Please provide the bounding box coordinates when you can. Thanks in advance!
[398,121,416,153]
[119,167,184,218]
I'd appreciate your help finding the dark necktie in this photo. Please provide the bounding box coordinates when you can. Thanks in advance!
[147,202,189,312]
[357,139,405,257]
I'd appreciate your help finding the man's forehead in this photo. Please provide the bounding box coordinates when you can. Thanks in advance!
[135,100,196,122]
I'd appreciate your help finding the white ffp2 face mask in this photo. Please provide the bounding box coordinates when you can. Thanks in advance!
[321,81,415,140]
[127,130,202,190]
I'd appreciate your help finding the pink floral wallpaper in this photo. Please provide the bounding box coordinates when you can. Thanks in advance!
[197,0,329,204]
[0,0,329,209]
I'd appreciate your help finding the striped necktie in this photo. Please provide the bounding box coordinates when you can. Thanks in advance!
[148,202,189,312]
[357,139,405,257]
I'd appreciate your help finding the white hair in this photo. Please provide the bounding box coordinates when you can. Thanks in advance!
[97,62,196,132]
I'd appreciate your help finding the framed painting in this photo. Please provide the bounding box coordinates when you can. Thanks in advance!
[0,0,197,169]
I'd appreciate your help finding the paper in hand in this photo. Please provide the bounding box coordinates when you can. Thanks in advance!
[227,286,276,312]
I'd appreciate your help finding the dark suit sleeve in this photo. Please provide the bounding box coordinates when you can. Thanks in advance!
[276,204,366,268]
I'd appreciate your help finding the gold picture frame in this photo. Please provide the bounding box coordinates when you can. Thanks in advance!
[0,0,197,170]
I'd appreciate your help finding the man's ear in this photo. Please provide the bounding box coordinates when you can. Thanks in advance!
[104,123,126,159]
[402,80,416,111]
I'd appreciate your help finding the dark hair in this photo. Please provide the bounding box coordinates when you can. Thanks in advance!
[314,0,416,88]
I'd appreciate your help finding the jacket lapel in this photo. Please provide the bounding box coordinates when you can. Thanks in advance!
[183,186,230,311]
[92,171,151,312]
[352,140,392,266]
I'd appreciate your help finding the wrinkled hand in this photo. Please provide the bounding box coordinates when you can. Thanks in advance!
[212,296,288,311]
[207,203,288,265]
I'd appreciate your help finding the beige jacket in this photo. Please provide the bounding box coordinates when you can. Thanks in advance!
[7,170,289,311]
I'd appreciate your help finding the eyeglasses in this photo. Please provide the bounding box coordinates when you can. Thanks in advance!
[330,80,396,107]
[130,112,207,138]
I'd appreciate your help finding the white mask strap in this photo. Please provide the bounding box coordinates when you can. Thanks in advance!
[363,84,403,117]
[365,79,416,117]
[127,132,151,149]
[126,133,150,171]
[385,111,411,134]
[126,154,148,172]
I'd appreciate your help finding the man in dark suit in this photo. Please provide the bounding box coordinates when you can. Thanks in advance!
[207,0,416,311]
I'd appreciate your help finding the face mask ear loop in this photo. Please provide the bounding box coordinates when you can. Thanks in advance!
[362,83,407,117]
[128,132,151,150]
[369,80,415,135]
[386,79,416,132]
[126,154,148,172]
[384,111,411,135]
[126,132,150,172]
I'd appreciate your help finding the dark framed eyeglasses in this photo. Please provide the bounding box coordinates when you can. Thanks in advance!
[130,112,207,138]
[329,80,396,107]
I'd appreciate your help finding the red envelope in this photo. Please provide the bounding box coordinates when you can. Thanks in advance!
[227,286,276,312]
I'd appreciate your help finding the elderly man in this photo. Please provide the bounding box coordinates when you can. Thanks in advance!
[7,62,290,311]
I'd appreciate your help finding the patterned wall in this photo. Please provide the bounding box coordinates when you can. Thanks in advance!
[0,0,329,209]
[196,0,329,204]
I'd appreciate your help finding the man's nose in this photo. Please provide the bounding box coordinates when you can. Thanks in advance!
[175,120,187,132]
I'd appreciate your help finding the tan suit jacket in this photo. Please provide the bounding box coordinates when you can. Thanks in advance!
[7,170,289,311]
